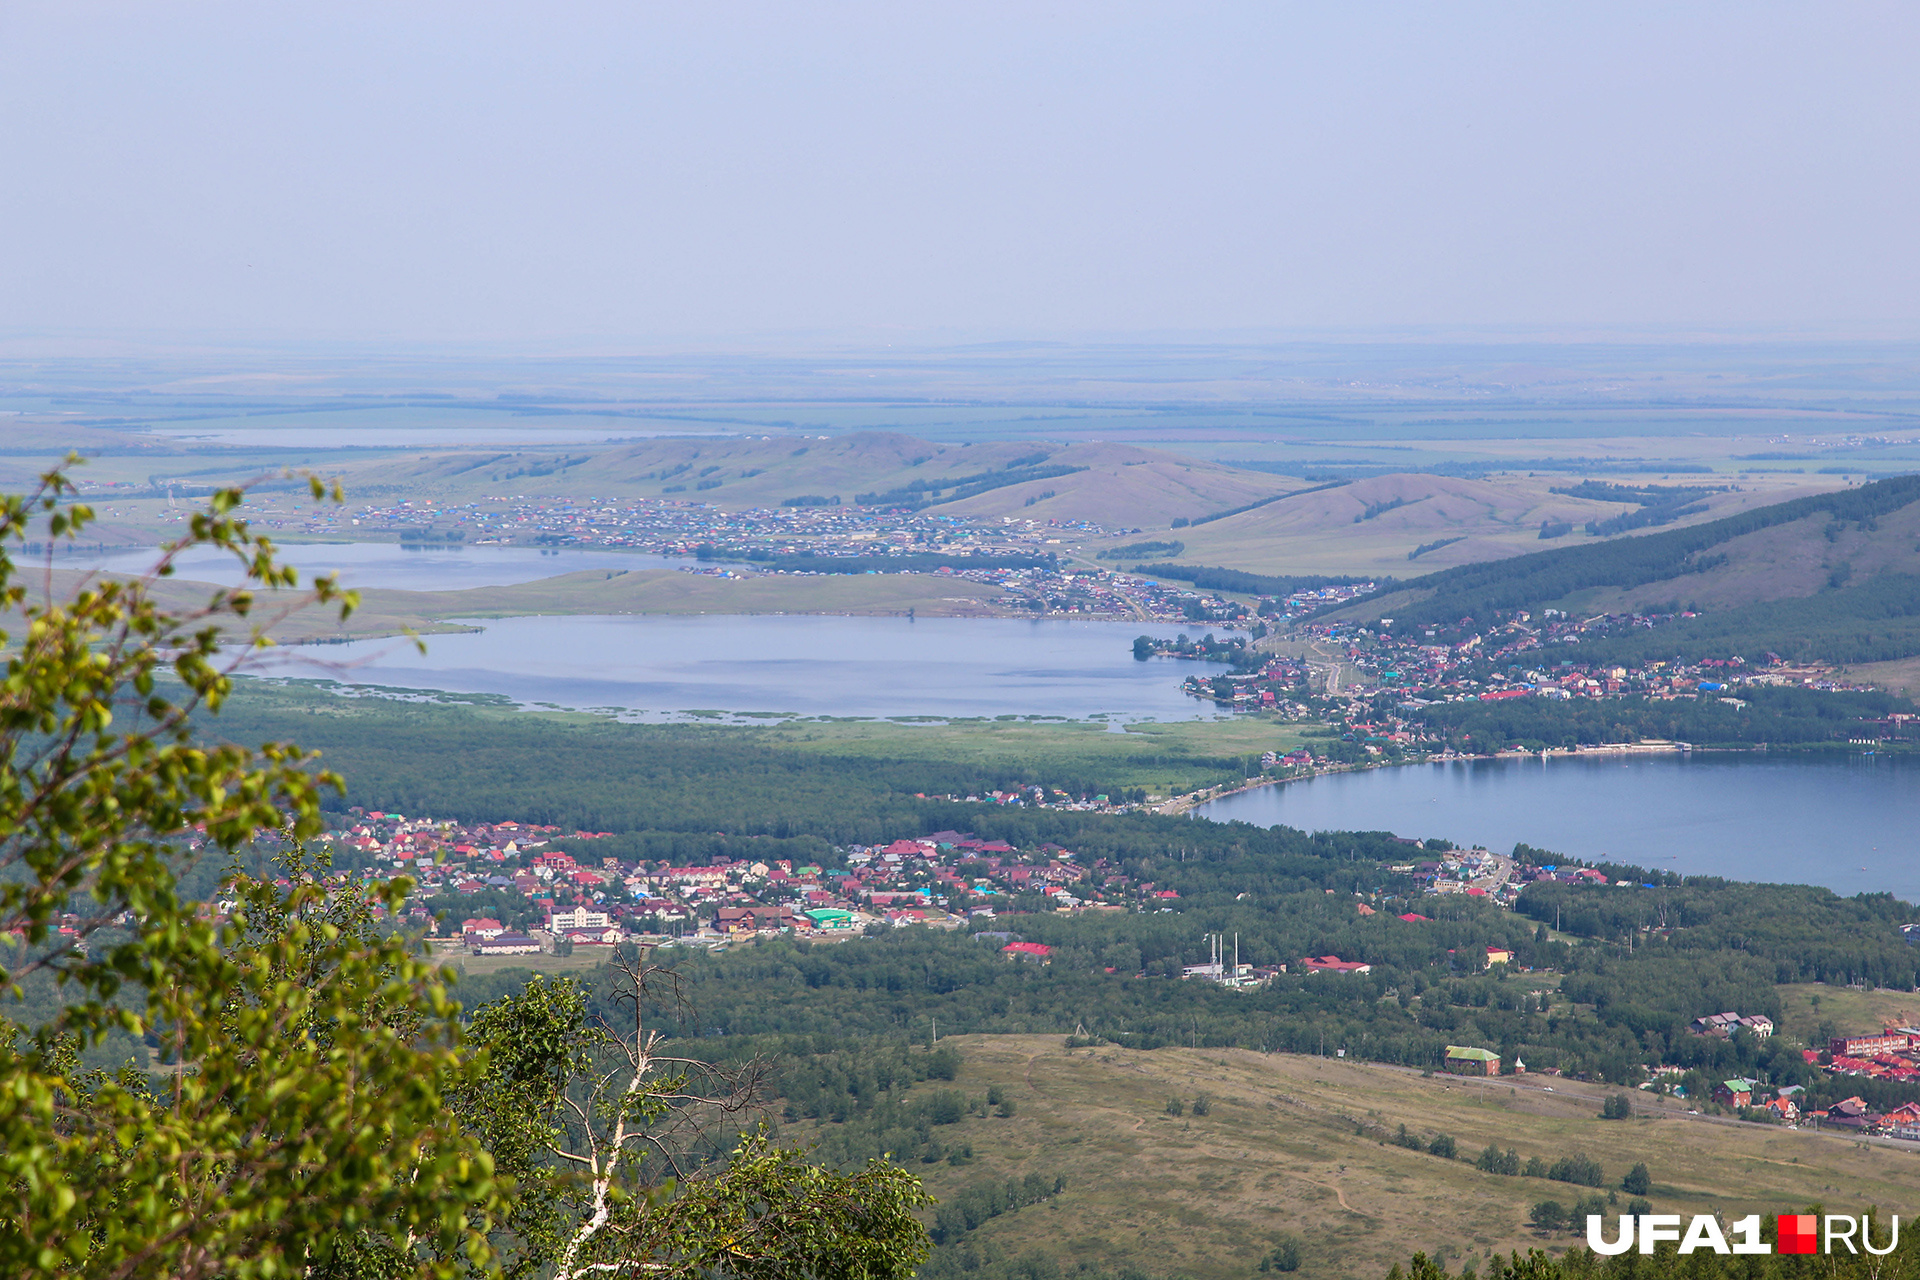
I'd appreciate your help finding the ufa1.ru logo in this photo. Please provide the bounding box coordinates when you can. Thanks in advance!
[1587,1214,1898,1255]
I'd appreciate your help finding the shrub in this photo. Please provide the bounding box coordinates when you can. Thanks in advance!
[1191,1093,1212,1116]
[1258,1236,1304,1272]
[1622,1163,1651,1196]
[1548,1153,1605,1187]
[1428,1134,1457,1159]
[1530,1201,1567,1232]
[1166,1097,1185,1116]
[927,1091,966,1125]
[1477,1145,1521,1175]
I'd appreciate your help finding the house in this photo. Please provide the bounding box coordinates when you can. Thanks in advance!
[1762,1096,1800,1124]
[1398,913,1430,923]
[472,933,541,956]
[1002,941,1053,963]
[1713,1078,1759,1108]
[1300,955,1372,975]
[1444,1045,1500,1076]
[1821,1096,1878,1130]
[461,917,506,940]
[564,926,624,946]
[1831,1032,1913,1057]
[1485,945,1514,966]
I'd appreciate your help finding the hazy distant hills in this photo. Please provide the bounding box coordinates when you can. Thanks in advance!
[355,431,1300,530]
[1327,474,1920,666]
[343,431,1827,575]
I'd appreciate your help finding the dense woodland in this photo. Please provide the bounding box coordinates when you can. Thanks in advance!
[1405,685,1914,750]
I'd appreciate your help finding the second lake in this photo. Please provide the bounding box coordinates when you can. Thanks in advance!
[252,614,1230,721]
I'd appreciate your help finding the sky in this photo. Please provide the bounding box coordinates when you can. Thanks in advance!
[2,2,1917,346]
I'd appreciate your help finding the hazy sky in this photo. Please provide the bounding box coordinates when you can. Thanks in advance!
[2,3,1916,345]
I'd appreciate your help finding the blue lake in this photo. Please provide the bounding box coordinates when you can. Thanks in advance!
[1198,754,1920,900]
[252,615,1229,722]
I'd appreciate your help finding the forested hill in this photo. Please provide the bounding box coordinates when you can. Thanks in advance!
[1332,474,1920,657]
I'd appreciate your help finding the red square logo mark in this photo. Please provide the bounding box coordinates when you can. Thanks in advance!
[1778,1214,1818,1255]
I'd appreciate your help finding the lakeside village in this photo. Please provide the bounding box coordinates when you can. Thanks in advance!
[142,484,1373,626]
[1153,607,1897,767]
[150,808,1920,1141]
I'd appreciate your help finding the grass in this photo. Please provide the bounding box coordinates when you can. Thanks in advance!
[1776,983,1920,1044]
[762,716,1316,795]
[428,943,608,978]
[847,1034,1920,1280]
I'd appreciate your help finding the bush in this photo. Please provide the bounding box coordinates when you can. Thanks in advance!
[1166,1097,1184,1116]
[1393,1124,1424,1150]
[1622,1163,1651,1196]
[1428,1134,1457,1159]
[996,1097,1017,1118]
[1477,1145,1521,1175]
[1191,1093,1212,1116]
[1548,1153,1605,1187]
[927,1092,966,1125]
[1530,1201,1566,1232]
[1258,1236,1303,1272]
[1627,1197,1652,1216]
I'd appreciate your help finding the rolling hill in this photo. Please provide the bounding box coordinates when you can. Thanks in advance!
[1166,473,1824,578]
[1322,474,1920,664]
[332,432,1303,529]
[800,1034,1919,1280]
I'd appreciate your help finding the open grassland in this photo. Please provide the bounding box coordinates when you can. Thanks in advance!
[1839,656,1920,698]
[39,565,1020,643]
[1170,472,1836,579]
[867,1035,1920,1280]
[1776,983,1920,1044]
[428,942,608,978]
[761,716,1315,796]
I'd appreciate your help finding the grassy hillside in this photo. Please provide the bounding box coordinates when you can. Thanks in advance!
[1163,473,1822,578]
[800,1034,1918,1280]
[313,432,1304,529]
[1322,475,1920,656]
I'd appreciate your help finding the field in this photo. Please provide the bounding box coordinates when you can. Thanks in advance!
[427,941,607,978]
[1775,983,1920,1044]
[762,716,1315,797]
[1167,471,1832,579]
[869,1034,1920,1280]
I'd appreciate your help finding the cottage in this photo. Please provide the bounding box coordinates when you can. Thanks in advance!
[1002,941,1053,963]
[1712,1078,1759,1108]
[1444,1045,1500,1076]
[1300,955,1372,975]
[1485,945,1514,966]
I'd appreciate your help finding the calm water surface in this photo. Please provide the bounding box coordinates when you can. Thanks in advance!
[253,615,1227,721]
[1199,754,1920,899]
[96,542,688,591]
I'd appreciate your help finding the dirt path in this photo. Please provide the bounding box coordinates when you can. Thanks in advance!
[1316,1178,1358,1213]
